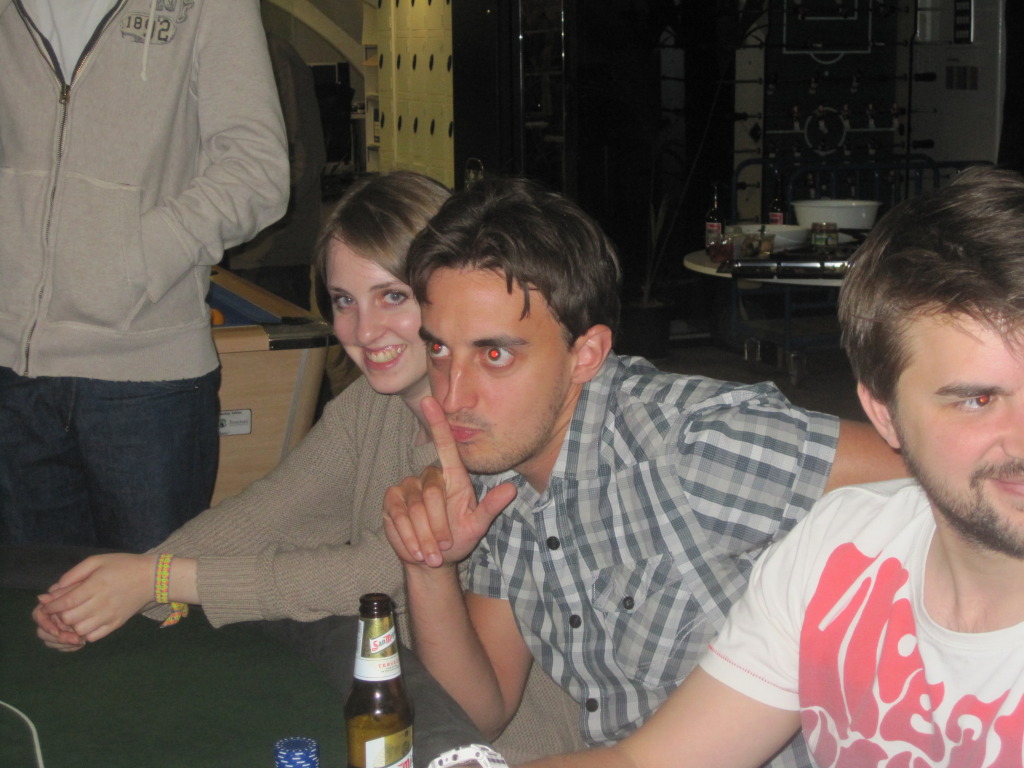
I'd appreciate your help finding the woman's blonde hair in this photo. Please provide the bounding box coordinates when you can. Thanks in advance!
[314,171,451,286]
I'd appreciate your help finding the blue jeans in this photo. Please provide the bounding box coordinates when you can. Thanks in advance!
[0,367,220,552]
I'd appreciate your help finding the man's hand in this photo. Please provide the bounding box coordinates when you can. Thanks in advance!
[384,396,517,568]
[34,553,158,645]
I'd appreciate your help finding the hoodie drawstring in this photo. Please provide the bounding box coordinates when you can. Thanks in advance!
[140,0,157,81]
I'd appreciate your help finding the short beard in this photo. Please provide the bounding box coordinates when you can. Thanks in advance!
[458,368,572,478]
[902,443,1024,560]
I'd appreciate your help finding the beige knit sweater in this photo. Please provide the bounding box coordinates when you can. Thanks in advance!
[148,376,431,636]
[147,375,585,762]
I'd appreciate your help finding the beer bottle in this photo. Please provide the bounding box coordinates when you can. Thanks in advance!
[345,594,414,768]
[703,183,723,254]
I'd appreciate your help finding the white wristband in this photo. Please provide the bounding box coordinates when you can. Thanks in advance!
[428,745,509,768]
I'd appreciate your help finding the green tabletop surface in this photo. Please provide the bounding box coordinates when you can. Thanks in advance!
[0,588,346,768]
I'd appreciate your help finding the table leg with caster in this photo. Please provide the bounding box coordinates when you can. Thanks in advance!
[786,351,806,386]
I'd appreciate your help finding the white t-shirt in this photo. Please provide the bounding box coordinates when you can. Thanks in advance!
[701,478,1024,768]
[21,0,120,81]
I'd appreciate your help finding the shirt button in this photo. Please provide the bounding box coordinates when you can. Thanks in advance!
[569,614,582,628]
[546,536,560,550]
[621,596,635,610]
[585,698,599,712]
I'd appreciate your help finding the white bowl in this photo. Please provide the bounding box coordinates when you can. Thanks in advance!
[791,199,882,230]
[737,223,808,251]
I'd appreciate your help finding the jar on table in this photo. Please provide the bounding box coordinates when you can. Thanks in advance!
[707,231,735,264]
[810,222,839,251]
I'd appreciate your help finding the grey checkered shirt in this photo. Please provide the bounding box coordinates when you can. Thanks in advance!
[466,354,839,767]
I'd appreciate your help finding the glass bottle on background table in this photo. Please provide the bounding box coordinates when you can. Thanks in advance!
[768,170,785,225]
[704,183,723,254]
[345,593,414,768]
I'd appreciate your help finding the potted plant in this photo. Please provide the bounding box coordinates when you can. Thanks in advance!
[617,137,689,359]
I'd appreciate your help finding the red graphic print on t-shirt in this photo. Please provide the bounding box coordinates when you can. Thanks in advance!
[798,543,1024,767]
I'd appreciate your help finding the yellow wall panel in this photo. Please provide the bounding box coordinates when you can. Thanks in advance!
[377,45,394,98]
[405,0,430,31]
[390,0,407,33]
[365,0,452,181]
[395,39,415,98]
[416,35,435,97]
[376,0,393,33]
[393,97,411,160]
[409,100,425,164]
[425,37,440,98]
[422,97,448,171]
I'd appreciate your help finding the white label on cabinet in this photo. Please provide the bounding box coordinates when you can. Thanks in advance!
[219,409,252,436]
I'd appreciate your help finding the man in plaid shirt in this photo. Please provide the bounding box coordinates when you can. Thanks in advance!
[384,177,905,767]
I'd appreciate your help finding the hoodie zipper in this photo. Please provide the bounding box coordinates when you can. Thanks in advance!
[14,0,127,375]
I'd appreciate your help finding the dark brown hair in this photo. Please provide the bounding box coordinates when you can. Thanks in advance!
[840,166,1024,405]
[405,176,622,343]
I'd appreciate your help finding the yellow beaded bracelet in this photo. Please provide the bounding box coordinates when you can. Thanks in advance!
[154,553,189,628]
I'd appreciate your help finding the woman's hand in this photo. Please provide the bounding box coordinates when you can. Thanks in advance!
[33,591,86,651]
[35,553,160,645]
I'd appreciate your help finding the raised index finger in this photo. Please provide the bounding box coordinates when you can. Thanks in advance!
[421,395,471,486]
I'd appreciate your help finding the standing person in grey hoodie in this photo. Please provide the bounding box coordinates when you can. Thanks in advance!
[0,0,289,551]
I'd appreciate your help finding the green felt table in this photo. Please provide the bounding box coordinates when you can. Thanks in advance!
[0,588,346,768]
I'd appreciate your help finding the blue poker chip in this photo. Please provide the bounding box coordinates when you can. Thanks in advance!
[274,737,320,768]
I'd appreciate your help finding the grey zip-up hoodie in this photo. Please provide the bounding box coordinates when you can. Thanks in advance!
[0,0,289,381]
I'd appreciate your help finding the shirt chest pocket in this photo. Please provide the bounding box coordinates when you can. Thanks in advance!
[591,555,721,690]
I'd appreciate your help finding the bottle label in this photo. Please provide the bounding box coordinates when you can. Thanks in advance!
[354,621,402,681]
[369,625,396,654]
[363,728,413,768]
[768,212,784,225]
[704,221,722,243]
